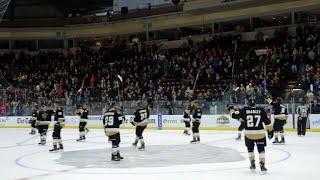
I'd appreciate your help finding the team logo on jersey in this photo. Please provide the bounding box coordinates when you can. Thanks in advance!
[216,115,230,125]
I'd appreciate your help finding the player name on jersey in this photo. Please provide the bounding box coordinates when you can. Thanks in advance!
[246,110,261,114]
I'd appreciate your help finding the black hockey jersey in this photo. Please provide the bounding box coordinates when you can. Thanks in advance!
[192,108,202,120]
[54,107,65,126]
[29,109,38,124]
[134,107,149,126]
[37,110,54,125]
[54,107,64,121]
[183,109,191,119]
[78,109,89,122]
[103,108,122,129]
[103,108,122,136]
[269,101,288,120]
[231,106,272,140]
[31,109,38,120]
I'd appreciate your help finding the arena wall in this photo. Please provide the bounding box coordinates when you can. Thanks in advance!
[0,115,319,131]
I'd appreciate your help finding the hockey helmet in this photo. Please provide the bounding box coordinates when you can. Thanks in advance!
[137,101,143,107]
[191,100,200,108]
[108,101,116,109]
[248,97,256,107]
[276,97,282,103]
[76,104,83,109]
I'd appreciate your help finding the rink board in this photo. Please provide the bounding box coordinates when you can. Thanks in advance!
[1,114,320,131]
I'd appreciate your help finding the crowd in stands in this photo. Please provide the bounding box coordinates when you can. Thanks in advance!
[0,22,320,115]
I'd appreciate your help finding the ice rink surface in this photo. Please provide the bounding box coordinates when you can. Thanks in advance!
[0,128,319,180]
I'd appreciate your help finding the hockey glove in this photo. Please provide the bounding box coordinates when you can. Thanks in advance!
[267,130,274,140]
[265,96,273,104]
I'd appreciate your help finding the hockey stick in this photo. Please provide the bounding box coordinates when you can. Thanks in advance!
[75,79,85,97]
[116,74,124,113]
[192,72,200,93]
[73,79,85,105]
[16,129,53,146]
[191,65,206,98]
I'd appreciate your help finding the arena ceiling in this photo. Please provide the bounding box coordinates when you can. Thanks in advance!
[4,0,114,19]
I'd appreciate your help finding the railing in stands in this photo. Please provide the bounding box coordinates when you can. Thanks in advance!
[0,4,183,28]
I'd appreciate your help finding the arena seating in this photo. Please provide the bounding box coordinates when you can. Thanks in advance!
[0,23,319,115]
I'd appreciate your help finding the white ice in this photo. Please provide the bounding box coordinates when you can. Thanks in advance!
[0,128,319,180]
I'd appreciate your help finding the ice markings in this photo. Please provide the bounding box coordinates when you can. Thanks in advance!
[56,144,245,168]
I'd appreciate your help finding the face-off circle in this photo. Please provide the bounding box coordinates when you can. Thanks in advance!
[15,138,291,175]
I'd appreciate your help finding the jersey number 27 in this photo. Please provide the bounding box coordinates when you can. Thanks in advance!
[247,115,261,127]
[140,112,148,120]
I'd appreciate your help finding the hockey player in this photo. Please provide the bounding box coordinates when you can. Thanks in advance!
[29,104,39,135]
[228,99,274,173]
[183,106,191,135]
[76,105,89,141]
[103,102,124,161]
[190,101,202,143]
[131,101,149,150]
[296,99,309,136]
[37,106,54,145]
[49,104,65,152]
[266,96,288,144]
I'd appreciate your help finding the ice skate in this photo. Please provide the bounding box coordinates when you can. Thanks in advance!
[111,154,120,161]
[183,130,190,135]
[272,139,280,144]
[76,137,84,142]
[38,140,46,145]
[132,139,138,146]
[279,138,285,144]
[138,143,145,151]
[117,152,124,160]
[190,138,198,144]
[260,162,267,174]
[49,145,59,152]
[29,130,36,135]
[249,160,256,172]
[58,144,64,150]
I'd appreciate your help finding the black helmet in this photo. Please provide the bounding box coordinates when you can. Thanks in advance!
[248,98,256,107]
[191,100,200,108]
[137,101,143,107]
[41,105,47,110]
[276,97,282,103]
[108,101,116,109]
[76,104,83,109]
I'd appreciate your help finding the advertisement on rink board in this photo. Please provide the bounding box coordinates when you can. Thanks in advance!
[0,114,318,129]
[309,114,320,128]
